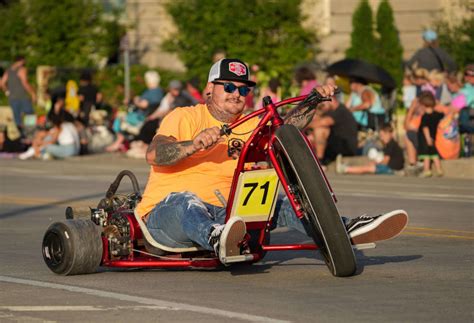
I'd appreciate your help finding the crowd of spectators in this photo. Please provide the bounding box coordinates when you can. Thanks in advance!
[0,32,472,178]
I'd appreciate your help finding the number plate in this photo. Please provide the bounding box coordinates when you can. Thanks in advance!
[230,169,280,222]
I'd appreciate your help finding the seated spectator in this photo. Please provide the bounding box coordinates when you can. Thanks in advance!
[346,77,385,130]
[446,73,468,111]
[295,66,319,96]
[435,104,460,160]
[336,124,404,175]
[427,70,451,105]
[307,94,358,164]
[126,80,198,159]
[19,97,80,160]
[411,68,430,97]
[402,71,417,109]
[0,124,26,153]
[417,91,444,177]
[106,71,164,152]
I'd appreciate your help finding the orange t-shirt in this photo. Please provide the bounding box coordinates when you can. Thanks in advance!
[135,104,260,217]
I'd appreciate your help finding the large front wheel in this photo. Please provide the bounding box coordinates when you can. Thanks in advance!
[272,125,356,277]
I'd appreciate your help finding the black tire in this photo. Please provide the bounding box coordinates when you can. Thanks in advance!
[42,219,103,275]
[273,125,356,277]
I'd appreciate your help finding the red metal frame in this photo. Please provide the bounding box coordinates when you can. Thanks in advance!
[102,93,336,268]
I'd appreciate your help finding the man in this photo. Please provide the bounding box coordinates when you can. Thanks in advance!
[406,29,457,73]
[308,92,358,164]
[1,56,36,128]
[136,58,408,263]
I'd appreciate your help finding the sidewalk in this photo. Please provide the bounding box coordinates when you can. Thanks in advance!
[327,156,474,180]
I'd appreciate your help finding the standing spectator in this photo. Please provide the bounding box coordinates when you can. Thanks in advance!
[406,29,457,73]
[346,77,385,130]
[295,66,319,96]
[0,56,36,128]
[404,95,425,171]
[417,91,444,177]
[336,124,404,175]
[78,72,101,126]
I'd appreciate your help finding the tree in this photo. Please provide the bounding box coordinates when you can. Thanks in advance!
[375,0,403,86]
[345,0,376,63]
[434,16,474,70]
[0,0,124,67]
[163,0,317,89]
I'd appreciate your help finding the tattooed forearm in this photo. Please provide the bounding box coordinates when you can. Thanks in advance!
[156,140,194,166]
[283,105,317,129]
[146,135,196,166]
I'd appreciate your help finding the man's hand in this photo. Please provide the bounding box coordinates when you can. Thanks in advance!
[314,84,336,98]
[284,85,338,129]
[192,126,223,150]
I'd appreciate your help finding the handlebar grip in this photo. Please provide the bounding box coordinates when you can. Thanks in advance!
[220,124,231,136]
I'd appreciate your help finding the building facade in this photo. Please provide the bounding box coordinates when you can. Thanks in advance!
[124,0,472,71]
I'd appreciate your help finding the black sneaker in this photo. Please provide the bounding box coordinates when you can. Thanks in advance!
[346,210,408,245]
[208,217,246,264]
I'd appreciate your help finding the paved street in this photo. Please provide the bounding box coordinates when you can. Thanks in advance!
[0,154,473,322]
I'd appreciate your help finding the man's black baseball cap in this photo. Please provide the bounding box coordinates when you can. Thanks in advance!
[208,58,256,87]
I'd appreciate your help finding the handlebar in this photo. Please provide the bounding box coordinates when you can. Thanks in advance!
[219,88,338,136]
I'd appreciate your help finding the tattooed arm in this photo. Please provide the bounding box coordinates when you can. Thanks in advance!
[284,85,336,129]
[146,126,223,166]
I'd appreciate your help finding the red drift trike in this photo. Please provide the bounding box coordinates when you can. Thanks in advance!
[42,90,374,277]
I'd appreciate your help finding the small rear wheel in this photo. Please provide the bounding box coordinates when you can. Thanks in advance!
[273,125,356,277]
[42,219,103,275]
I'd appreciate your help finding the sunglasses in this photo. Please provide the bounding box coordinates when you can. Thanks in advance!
[212,81,251,97]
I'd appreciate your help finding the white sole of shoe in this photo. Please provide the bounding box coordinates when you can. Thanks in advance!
[350,210,409,245]
[219,216,246,264]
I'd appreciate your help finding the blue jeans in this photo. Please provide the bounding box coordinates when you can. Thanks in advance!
[9,99,34,127]
[146,192,307,251]
[43,143,78,158]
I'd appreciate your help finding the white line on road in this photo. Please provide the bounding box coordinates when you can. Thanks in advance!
[336,190,474,203]
[0,276,289,323]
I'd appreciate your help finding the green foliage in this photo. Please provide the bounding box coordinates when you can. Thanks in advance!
[0,0,124,68]
[434,16,474,70]
[375,0,403,86]
[163,0,317,91]
[345,0,376,63]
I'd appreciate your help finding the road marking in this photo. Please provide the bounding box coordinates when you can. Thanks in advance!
[407,226,474,234]
[0,305,209,312]
[336,190,473,203]
[402,232,474,240]
[402,226,474,240]
[0,276,288,323]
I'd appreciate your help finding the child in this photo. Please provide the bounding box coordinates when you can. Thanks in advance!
[417,91,444,177]
[336,124,404,175]
[404,95,426,170]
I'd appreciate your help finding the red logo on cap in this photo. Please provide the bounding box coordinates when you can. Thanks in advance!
[229,62,247,77]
